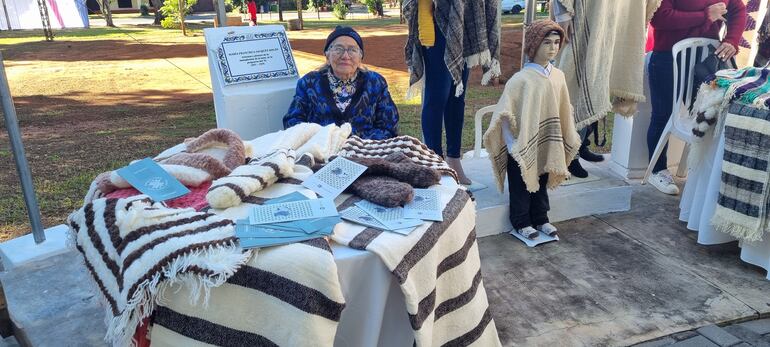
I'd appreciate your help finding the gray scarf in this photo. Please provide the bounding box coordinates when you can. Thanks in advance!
[403,0,501,98]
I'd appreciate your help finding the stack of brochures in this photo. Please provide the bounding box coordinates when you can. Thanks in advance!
[339,188,444,236]
[236,192,341,249]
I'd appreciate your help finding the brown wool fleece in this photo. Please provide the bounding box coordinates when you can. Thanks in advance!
[524,20,565,61]
[183,128,246,171]
[350,175,414,207]
[349,152,441,188]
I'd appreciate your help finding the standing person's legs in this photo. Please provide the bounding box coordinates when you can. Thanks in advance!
[421,30,452,157]
[646,51,679,195]
[443,65,473,184]
[443,65,470,159]
[647,51,675,173]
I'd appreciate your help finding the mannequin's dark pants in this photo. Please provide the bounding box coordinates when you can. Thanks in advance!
[507,154,550,229]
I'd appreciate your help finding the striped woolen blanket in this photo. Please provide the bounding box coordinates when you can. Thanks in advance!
[712,103,770,242]
[556,0,661,129]
[67,196,250,346]
[149,162,347,346]
[338,135,460,183]
[332,185,502,346]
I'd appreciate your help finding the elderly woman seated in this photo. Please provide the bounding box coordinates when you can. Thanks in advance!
[283,26,399,140]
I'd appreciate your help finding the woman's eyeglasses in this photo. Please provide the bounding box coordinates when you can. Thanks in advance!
[329,46,362,57]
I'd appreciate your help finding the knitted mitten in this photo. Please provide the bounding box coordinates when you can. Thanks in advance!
[350,176,414,207]
[349,152,441,188]
[206,149,296,209]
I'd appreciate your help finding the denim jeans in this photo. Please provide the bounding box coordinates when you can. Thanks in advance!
[421,29,470,158]
[647,51,675,173]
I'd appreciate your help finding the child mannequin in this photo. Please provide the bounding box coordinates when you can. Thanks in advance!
[483,20,581,239]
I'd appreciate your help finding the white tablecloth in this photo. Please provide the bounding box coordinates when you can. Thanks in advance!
[679,128,770,280]
[332,244,414,347]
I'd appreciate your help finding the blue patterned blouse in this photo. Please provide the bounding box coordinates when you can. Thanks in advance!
[283,68,399,140]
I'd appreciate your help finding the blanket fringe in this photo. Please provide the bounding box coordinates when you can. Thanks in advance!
[481,59,502,86]
[712,212,764,242]
[406,73,425,100]
[105,243,251,347]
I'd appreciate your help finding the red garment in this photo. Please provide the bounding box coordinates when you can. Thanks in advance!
[646,25,655,52]
[247,0,257,24]
[104,181,212,211]
[650,0,747,52]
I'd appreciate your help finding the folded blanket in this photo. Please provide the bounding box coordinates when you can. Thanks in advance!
[206,149,297,209]
[338,135,459,183]
[712,103,770,242]
[248,122,351,164]
[332,186,501,347]
[150,162,346,346]
[67,196,249,346]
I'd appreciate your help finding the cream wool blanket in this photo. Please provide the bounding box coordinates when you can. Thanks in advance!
[332,186,501,346]
[149,163,347,346]
[67,196,250,346]
[556,0,662,129]
[484,67,580,193]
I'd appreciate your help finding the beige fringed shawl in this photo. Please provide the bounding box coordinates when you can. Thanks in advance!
[556,0,662,129]
[483,67,581,193]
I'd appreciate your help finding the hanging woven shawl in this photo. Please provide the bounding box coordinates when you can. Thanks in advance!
[403,0,501,98]
[712,103,770,242]
[556,0,661,129]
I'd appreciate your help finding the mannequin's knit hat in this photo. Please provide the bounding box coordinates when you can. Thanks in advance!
[324,26,364,57]
[524,20,565,60]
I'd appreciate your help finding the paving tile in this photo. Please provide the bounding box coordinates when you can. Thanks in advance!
[740,319,770,335]
[697,325,742,347]
[632,337,676,347]
[671,335,719,347]
[671,331,699,341]
[725,325,770,347]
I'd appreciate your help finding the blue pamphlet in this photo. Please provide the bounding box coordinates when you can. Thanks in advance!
[302,157,368,199]
[116,158,190,201]
[249,198,338,225]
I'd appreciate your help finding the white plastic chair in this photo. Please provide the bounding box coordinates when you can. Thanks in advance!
[642,37,721,183]
[465,105,497,159]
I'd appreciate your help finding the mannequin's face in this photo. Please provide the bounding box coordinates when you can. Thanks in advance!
[533,33,561,67]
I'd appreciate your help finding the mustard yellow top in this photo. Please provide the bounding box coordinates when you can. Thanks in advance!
[418,0,435,47]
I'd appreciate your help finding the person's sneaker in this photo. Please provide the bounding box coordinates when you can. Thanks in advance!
[512,226,540,239]
[568,158,588,178]
[536,223,558,237]
[648,170,680,195]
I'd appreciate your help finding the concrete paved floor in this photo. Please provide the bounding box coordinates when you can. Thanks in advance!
[481,184,770,347]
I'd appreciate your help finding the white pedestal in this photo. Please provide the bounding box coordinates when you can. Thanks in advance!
[204,25,299,142]
[610,53,685,180]
[0,224,69,271]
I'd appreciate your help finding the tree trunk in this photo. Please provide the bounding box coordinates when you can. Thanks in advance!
[100,0,115,27]
[278,0,283,21]
[295,0,302,29]
[151,0,164,25]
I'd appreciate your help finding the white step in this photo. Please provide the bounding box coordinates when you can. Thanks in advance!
[464,156,632,238]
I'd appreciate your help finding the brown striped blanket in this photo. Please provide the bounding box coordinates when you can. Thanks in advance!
[332,186,502,347]
[149,163,347,346]
[338,135,460,183]
[67,196,250,347]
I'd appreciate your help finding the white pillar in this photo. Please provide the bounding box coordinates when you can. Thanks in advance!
[610,54,652,179]
[610,53,686,180]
